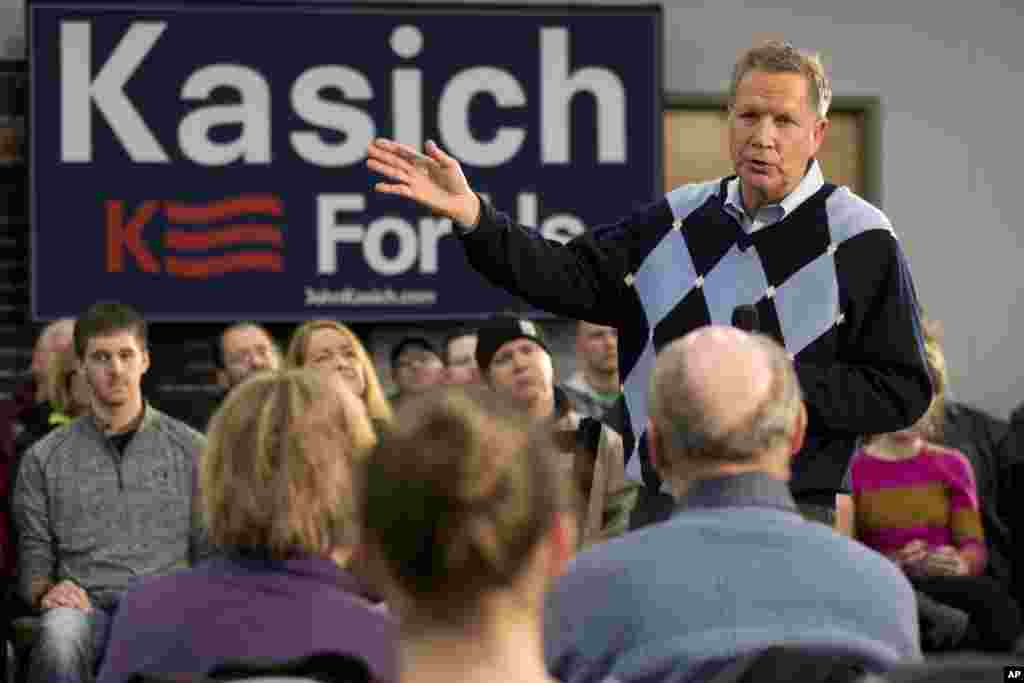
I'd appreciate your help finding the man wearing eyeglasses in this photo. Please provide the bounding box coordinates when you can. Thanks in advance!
[215,322,282,391]
[389,336,445,408]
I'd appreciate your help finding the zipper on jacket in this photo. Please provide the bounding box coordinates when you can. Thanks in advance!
[107,445,124,491]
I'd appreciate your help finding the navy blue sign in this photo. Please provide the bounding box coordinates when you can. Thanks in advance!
[30,1,661,321]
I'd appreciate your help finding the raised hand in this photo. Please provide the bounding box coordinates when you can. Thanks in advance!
[366,139,481,228]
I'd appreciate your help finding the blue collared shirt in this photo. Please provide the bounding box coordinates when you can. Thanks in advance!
[724,159,825,234]
[676,470,800,516]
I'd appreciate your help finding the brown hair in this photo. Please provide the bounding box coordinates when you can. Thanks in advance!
[73,302,147,358]
[285,320,393,427]
[201,369,376,558]
[46,344,86,417]
[363,386,568,622]
[730,40,832,118]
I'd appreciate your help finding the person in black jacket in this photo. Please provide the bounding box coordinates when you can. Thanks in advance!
[366,40,932,524]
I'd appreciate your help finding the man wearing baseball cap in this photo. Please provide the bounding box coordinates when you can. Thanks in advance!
[389,336,445,408]
[475,316,638,547]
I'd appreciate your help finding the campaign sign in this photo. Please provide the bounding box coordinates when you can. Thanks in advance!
[29,1,661,321]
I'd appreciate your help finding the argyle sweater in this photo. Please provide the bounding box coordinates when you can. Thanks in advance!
[460,169,932,497]
[848,445,987,575]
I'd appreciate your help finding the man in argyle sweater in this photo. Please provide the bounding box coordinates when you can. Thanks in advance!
[366,41,932,523]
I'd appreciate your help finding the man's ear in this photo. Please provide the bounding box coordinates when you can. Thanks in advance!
[790,402,808,455]
[811,116,830,154]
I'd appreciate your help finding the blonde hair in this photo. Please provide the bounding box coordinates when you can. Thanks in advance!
[201,369,376,558]
[915,316,947,441]
[285,320,393,427]
[46,344,86,417]
[731,40,832,118]
[363,386,569,623]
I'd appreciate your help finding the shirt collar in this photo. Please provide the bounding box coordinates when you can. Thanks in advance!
[223,552,372,597]
[724,159,825,230]
[86,401,157,438]
[676,471,799,515]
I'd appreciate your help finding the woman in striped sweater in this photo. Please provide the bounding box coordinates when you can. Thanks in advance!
[848,319,1021,652]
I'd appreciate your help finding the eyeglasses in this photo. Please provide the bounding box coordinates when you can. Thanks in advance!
[395,352,443,370]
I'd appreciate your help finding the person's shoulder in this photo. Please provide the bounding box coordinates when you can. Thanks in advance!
[922,443,974,471]
[824,186,896,243]
[146,406,208,452]
[664,177,726,221]
[113,563,203,625]
[798,519,911,584]
[19,418,89,467]
[806,520,898,565]
[568,512,699,575]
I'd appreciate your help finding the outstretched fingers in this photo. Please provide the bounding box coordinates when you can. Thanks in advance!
[366,157,410,184]
[374,181,415,198]
[367,144,414,176]
[424,139,456,168]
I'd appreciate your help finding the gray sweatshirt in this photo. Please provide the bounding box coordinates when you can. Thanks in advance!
[13,404,211,606]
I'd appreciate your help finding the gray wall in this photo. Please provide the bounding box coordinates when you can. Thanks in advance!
[5,0,1023,417]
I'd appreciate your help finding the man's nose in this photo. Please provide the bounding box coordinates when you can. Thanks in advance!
[750,118,775,148]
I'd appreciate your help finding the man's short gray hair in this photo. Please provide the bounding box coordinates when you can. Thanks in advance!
[730,40,832,119]
[649,333,804,465]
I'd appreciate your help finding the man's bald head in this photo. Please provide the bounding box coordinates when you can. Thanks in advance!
[649,326,804,474]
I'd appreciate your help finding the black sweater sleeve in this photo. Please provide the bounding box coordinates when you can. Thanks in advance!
[795,230,933,435]
[459,195,674,326]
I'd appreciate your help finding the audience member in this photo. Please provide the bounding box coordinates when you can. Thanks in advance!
[285,320,393,430]
[13,302,210,683]
[2,320,71,584]
[2,319,76,459]
[166,322,285,432]
[848,322,1023,652]
[363,386,575,683]
[922,319,1017,603]
[44,344,91,427]
[389,337,445,405]
[561,321,620,419]
[213,322,281,391]
[475,316,636,547]
[442,327,480,385]
[544,326,921,683]
[97,369,396,683]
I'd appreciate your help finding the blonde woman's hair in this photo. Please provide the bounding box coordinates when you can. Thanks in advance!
[915,316,947,441]
[201,368,376,558]
[363,386,569,623]
[46,344,86,417]
[730,40,832,118]
[285,319,393,427]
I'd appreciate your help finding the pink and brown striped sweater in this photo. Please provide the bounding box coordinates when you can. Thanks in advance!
[848,444,987,575]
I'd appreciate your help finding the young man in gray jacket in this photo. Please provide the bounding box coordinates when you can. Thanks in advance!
[13,302,211,683]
